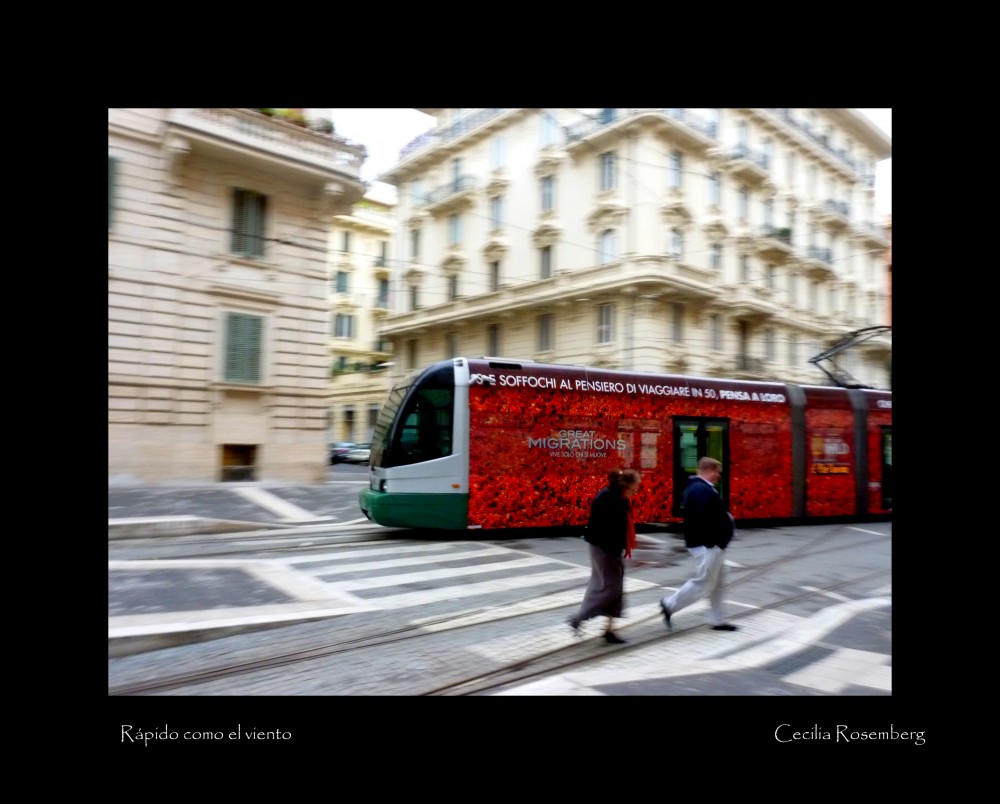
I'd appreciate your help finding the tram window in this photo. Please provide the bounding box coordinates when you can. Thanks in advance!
[388,387,454,466]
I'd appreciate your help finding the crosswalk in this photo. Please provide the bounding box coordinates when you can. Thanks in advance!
[109,541,660,640]
[275,541,660,610]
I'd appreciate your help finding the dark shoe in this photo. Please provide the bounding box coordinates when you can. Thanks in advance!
[567,616,581,636]
[659,600,673,630]
[711,624,738,631]
[604,632,626,644]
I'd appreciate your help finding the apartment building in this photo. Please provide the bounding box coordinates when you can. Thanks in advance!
[327,185,396,443]
[378,108,892,390]
[109,108,366,484]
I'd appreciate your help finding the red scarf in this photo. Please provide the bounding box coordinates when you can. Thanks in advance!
[624,507,636,559]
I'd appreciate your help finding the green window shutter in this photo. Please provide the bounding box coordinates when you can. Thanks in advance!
[108,156,118,230]
[224,312,263,383]
[231,189,267,258]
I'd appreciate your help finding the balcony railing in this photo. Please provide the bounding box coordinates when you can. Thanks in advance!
[734,355,765,373]
[764,108,858,172]
[566,108,717,142]
[167,108,365,177]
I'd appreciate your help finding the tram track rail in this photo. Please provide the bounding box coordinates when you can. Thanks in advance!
[109,524,889,696]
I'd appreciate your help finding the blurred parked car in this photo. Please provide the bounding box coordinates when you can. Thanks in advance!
[344,443,371,464]
[329,441,357,465]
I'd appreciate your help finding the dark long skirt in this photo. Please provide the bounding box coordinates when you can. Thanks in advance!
[575,543,625,621]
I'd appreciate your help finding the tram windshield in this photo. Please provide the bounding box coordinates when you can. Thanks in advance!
[371,365,455,469]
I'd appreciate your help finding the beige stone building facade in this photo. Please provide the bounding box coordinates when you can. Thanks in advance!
[108,108,366,484]
[327,187,396,444]
[378,108,891,390]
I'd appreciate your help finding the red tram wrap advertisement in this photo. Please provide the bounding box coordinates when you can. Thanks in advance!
[463,361,889,529]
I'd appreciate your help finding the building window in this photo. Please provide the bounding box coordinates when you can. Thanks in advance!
[740,254,750,282]
[600,108,617,124]
[669,150,683,190]
[672,302,684,344]
[490,136,506,169]
[410,228,421,260]
[763,198,774,227]
[224,312,264,384]
[597,303,614,345]
[490,196,504,230]
[765,263,775,291]
[490,261,501,291]
[541,111,560,146]
[450,157,462,188]
[764,328,775,362]
[809,280,819,312]
[738,185,749,219]
[788,337,797,367]
[334,313,355,338]
[788,272,797,306]
[599,229,618,264]
[376,278,389,308]
[410,286,419,311]
[446,332,458,358]
[334,270,349,293]
[762,137,773,171]
[710,314,722,351]
[448,213,462,245]
[709,172,721,206]
[541,175,554,212]
[341,231,351,253]
[785,150,796,187]
[231,189,267,258]
[736,119,748,145]
[599,152,616,191]
[411,179,425,205]
[540,245,552,279]
[108,156,118,230]
[670,228,684,260]
[710,243,722,270]
[406,339,418,370]
[488,323,501,355]
[538,313,554,352]
[377,240,389,267]
[449,274,459,301]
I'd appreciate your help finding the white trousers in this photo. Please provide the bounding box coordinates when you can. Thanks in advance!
[662,545,727,626]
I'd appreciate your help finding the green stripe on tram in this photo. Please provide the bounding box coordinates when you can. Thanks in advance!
[359,489,469,530]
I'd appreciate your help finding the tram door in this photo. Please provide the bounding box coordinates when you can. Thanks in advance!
[672,418,730,517]
[881,427,892,510]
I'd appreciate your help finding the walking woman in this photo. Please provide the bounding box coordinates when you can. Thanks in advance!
[568,468,642,644]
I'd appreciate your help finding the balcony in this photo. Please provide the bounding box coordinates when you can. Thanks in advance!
[164,109,366,200]
[854,220,890,249]
[713,143,771,184]
[375,255,721,339]
[801,246,836,279]
[724,283,778,322]
[423,175,479,215]
[755,225,795,260]
[566,108,717,153]
[732,355,766,377]
[816,199,851,230]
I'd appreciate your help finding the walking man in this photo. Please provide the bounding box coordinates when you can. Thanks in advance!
[659,456,738,631]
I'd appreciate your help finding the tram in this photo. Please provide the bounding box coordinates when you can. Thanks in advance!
[358,357,892,531]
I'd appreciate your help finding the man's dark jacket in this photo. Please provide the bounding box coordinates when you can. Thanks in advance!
[681,476,734,549]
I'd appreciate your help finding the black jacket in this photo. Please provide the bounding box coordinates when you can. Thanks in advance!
[681,476,734,550]
[584,486,631,556]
